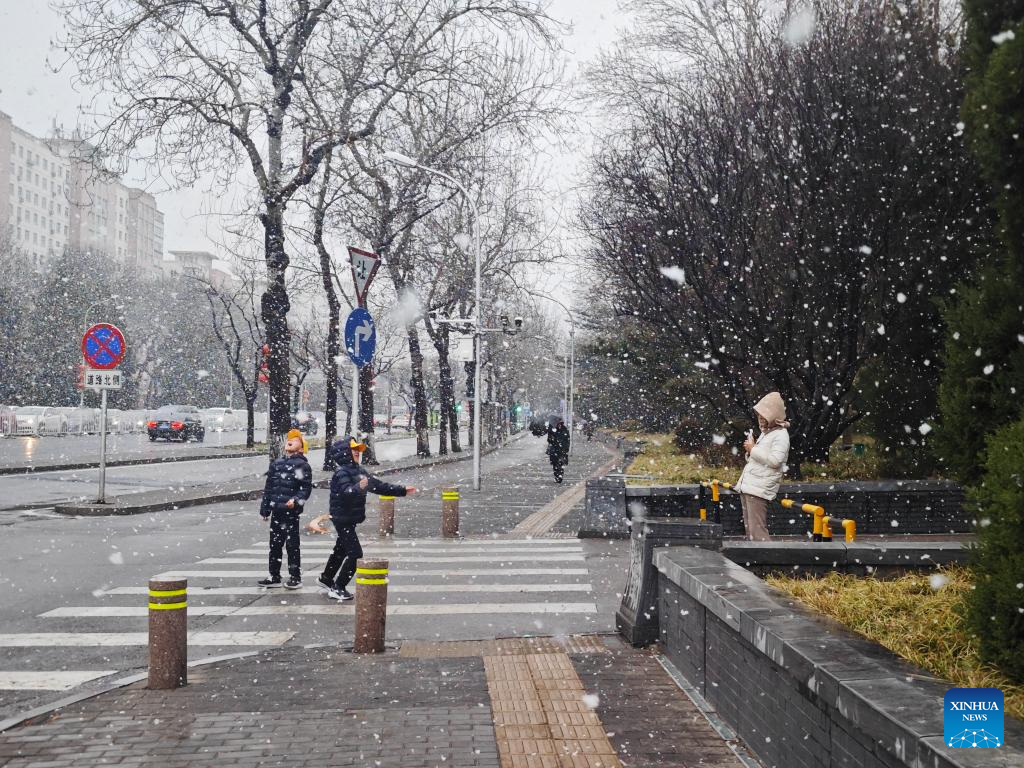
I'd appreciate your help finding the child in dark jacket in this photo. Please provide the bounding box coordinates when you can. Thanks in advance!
[317,435,416,601]
[258,429,314,589]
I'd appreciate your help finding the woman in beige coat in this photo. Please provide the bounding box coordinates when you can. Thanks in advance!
[734,392,790,541]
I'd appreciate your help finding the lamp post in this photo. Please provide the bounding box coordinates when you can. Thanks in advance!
[541,296,575,454]
[383,151,483,491]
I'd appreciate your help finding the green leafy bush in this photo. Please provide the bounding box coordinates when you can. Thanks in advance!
[965,416,1024,683]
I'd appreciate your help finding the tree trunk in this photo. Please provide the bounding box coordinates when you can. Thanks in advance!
[438,377,449,457]
[437,344,461,454]
[464,359,476,449]
[359,364,378,465]
[245,396,256,449]
[260,206,292,459]
[408,326,431,457]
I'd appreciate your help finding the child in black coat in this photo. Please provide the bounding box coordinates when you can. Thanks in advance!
[258,429,313,589]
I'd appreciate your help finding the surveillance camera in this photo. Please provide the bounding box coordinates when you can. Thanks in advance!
[514,316,524,328]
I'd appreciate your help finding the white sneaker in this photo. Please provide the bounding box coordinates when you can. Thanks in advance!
[326,587,344,601]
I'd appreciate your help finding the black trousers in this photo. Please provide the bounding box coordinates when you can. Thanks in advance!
[268,511,301,579]
[320,523,362,591]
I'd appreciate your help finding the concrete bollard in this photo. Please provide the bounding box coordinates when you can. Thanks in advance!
[379,495,396,537]
[354,559,389,654]
[441,487,460,537]
[148,578,187,689]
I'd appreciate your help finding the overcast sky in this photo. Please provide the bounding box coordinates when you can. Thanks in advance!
[0,1,625,257]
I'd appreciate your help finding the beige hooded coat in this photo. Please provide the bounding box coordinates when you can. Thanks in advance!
[734,392,791,500]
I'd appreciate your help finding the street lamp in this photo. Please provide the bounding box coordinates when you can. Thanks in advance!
[383,150,484,491]
[541,296,575,454]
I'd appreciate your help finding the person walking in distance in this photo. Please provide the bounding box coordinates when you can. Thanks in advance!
[317,436,417,601]
[258,429,314,589]
[734,392,791,541]
[547,418,571,483]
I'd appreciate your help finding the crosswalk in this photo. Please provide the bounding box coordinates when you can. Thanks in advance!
[0,536,597,695]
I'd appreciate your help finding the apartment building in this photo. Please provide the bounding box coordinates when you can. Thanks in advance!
[0,111,164,274]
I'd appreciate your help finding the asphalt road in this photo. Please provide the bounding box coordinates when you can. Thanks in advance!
[0,436,624,722]
[0,430,268,470]
[0,426,422,471]
[0,431,467,513]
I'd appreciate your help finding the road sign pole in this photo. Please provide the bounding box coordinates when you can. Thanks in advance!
[352,366,359,437]
[98,387,108,504]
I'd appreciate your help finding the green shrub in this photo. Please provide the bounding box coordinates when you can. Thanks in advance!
[965,416,1024,683]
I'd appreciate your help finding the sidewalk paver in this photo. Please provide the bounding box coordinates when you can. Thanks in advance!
[0,636,751,768]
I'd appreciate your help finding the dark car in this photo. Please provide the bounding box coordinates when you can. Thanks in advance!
[147,405,205,442]
[290,410,319,435]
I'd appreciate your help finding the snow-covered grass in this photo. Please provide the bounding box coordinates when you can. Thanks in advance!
[767,568,1024,722]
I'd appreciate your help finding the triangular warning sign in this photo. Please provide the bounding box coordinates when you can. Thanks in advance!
[348,246,381,306]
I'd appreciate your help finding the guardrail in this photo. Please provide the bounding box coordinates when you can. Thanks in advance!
[701,479,856,542]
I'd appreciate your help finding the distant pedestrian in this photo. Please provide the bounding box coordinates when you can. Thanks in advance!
[547,419,571,483]
[583,421,595,441]
[734,392,791,541]
[258,429,314,589]
[317,436,417,602]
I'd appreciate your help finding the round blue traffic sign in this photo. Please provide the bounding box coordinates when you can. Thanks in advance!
[344,308,376,368]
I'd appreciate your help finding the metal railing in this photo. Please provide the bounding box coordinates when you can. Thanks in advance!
[701,479,856,542]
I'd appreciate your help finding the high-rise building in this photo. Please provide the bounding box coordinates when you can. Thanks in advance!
[0,110,164,274]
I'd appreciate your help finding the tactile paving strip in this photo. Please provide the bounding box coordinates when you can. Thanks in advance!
[484,653,622,768]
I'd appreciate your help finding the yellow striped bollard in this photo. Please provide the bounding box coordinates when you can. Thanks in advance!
[354,559,389,654]
[148,578,187,689]
[441,486,460,537]
[379,495,396,537]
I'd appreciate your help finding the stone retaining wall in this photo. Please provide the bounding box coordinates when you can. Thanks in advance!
[653,546,1023,768]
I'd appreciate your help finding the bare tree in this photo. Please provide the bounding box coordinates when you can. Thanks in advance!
[191,268,264,448]
[58,0,557,455]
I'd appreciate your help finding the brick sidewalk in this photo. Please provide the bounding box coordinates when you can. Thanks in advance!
[0,636,751,768]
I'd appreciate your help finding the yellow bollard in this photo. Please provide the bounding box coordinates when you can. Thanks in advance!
[711,480,720,503]
[821,516,834,543]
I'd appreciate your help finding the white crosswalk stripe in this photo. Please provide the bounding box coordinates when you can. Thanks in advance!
[98,583,593,596]
[0,536,597,693]
[0,632,293,647]
[198,555,585,564]
[41,603,597,618]
[155,568,588,578]
[0,671,117,691]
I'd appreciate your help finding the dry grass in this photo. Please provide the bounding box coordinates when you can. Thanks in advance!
[623,433,742,485]
[623,432,886,484]
[767,568,1024,721]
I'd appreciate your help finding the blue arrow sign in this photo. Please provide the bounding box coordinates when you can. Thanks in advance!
[344,308,376,368]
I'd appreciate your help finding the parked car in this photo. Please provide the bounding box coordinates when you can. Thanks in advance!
[14,406,67,436]
[147,405,206,442]
[290,410,319,435]
[0,405,17,437]
[202,407,239,432]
